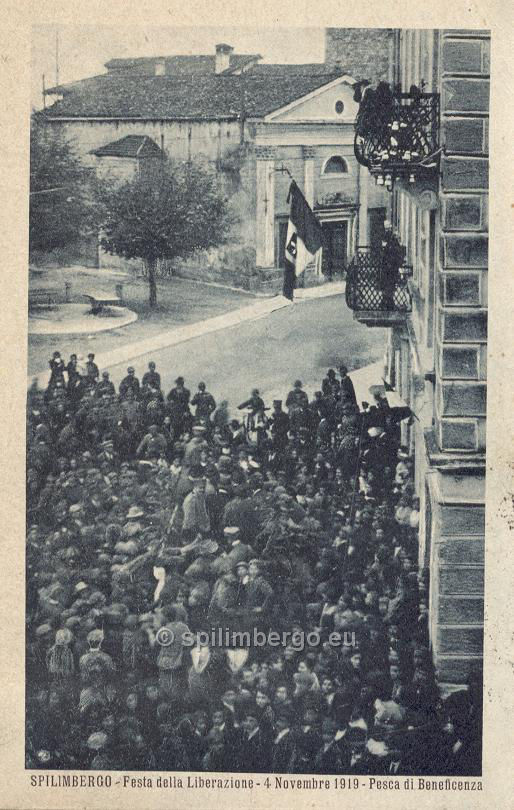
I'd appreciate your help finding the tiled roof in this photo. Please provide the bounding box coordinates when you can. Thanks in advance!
[91,135,163,158]
[44,68,344,121]
[103,54,261,76]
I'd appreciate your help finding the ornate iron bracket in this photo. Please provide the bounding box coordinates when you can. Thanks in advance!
[354,82,440,191]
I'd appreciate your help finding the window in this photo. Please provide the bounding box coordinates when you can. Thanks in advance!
[334,100,345,115]
[322,156,348,175]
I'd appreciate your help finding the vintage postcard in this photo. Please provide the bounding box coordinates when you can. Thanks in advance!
[0,1,512,808]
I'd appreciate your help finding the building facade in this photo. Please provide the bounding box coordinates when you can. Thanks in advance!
[349,29,489,687]
[41,44,389,285]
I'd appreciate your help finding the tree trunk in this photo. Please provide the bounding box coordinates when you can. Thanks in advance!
[147,257,158,308]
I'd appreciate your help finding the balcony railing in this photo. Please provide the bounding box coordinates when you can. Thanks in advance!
[354,82,440,190]
[346,247,413,314]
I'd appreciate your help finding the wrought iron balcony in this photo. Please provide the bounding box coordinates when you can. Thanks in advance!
[354,82,440,190]
[346,247,413,326]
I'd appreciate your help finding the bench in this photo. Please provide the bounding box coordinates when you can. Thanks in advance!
[29,288,62,307]
[29,282,72,308]
[83,292,120,314]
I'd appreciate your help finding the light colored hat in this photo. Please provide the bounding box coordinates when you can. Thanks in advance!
[224,527,240,537]
[126,506,144,519]
[35,624,53,638]
[368,427,382,437]
[114,540,138,556]
[87,731,108,751]
[75,581,89,593]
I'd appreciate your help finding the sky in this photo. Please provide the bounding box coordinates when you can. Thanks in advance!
[31,24,326,110]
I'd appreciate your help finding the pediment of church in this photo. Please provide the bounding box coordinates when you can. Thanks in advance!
[265,77,359,124]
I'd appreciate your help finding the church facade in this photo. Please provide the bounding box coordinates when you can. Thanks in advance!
[41,39,389,286]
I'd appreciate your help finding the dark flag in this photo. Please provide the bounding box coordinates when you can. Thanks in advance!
[283,181,323,300]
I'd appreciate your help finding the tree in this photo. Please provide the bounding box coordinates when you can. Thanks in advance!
[29,111,92,255]
[94,160,234,308]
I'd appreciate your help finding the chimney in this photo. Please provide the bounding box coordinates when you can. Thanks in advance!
[155,58,165,76]
[215,43,233,74]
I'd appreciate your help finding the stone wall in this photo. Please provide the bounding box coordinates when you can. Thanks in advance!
[430,29,489,686]
[428,469,485,685]
[45,118,258,285]
[435,30,490,453]
[325,28,394,83]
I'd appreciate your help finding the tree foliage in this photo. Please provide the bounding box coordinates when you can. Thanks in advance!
[29,111,92,255]
[94,160,234,306]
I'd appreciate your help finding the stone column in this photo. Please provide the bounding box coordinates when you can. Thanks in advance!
[255,146,276,267]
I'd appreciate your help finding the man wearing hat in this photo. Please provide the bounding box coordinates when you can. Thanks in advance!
[245,559,274,632]
[314,718,345,773]
[223,527,255,566]
[238,388,265,416]
[322,368,340,399]
[227,419,246,448]
[85,353,99,385]
[271,708,296,772]
[136,424,168,460]
[270,399,290,457]
[191,382,216,422]
[119,367,140,400]
[183,424,208,468]
[339,365,357,406]
[222,486,259,542]
[286,380,309,432]
[182,468,210,540]
[166,376,191,435]
[142,361,161,391]
[239,708,274,772]
[123,505,145,538]
[292,708,323,774]
[95,371,115,399]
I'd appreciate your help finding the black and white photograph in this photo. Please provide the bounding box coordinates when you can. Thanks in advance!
[23,18,491,785]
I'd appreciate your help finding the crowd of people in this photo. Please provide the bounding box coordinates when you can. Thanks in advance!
[26,350,482,774]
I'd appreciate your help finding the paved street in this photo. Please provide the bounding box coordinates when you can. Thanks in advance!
[105,294,386,417]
